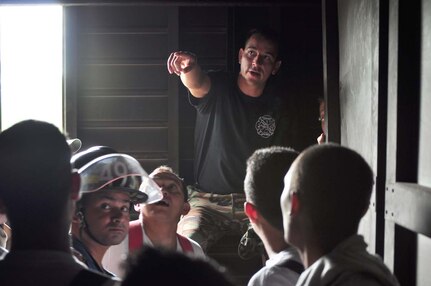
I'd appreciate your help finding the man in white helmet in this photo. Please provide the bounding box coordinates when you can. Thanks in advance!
[70,146,161,276]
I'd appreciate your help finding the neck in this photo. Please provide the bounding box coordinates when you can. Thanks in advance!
[298,244,324,268]
[299,233,342,268]
[72,228,109,267]
[259,225,290,258]
[142,218,178,251]
[237,74,265,97]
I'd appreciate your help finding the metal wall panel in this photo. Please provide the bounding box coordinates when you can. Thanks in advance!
[337,0,379,253]
[385,0,431,284]
[65,6,178,173]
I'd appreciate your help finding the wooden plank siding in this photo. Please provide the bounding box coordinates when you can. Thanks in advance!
[65,6,178,174]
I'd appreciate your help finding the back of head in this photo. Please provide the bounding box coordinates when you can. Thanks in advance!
[244,146,298,231]
[294,144,374,239]
[122,246,234,286]
[0,120,71,225]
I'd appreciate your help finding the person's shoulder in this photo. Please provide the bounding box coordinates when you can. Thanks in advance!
[186,236,206,257]
[249,264,298,286]
[333,273,394,286]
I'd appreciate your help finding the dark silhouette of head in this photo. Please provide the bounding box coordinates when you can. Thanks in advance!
[0,120,73,240]
[122,246,235,286]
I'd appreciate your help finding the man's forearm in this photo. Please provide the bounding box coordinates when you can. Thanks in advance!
[180,64,210,98]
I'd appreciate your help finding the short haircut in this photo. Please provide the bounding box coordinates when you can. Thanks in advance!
[293,144,374,238]
[122,246,234,286]
[244,146,299,231]
[150,166,188,202]
[0,120,71,225]
[244,27,281,60]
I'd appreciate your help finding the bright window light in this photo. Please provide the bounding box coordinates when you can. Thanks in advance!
[0,5,63,131]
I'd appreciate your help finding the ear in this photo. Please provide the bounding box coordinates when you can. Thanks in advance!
[71,171,81,201]
[72,210,82,224]
[272,60,282,75]
[238,48,244,64]
[290,192,300,216]
[244,202,258,223]
[182,202,191,216]
[134,203,141,212]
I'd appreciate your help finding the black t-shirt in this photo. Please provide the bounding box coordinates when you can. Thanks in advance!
[190,71,299,194]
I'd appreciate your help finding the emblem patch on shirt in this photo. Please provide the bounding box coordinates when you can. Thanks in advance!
[255,115,276,138]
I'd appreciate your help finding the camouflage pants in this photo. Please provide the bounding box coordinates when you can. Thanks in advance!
[177,185,249,252]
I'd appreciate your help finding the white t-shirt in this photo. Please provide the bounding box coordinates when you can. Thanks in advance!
[248,247,302,286]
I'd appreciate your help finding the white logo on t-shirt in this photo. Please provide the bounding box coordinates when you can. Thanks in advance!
[255,115,276,138]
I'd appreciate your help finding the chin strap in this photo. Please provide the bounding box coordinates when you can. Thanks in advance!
[78,209,106,246]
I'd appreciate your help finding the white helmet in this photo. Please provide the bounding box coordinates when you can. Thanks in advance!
[71,146,162,204]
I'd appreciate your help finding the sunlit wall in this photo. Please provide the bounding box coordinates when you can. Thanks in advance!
[0,5,63,131]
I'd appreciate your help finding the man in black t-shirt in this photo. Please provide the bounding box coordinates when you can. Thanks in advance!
[167,28,298,252]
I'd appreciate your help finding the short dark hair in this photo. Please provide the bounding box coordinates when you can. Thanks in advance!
[244,27,281,59]
[150,166,188,202]
[0,120,71,225]
[244,146,299,231]
[122,246,234,286]
[294,144,374,238]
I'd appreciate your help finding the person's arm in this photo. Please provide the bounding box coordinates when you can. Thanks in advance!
[167,51,211,98]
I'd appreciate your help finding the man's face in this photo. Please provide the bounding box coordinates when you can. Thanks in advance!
[238,34,281,87]
[83,190,130,246]
[141,176,188,224]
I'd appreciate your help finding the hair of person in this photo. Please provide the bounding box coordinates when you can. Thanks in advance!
[121,246,235,286]
[150,165,188,202]
[244,146,299,231]
[0,120,72,225]
[243,27,281,60]
[293,143,374,240]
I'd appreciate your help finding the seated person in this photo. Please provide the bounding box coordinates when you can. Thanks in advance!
[121,246,233,286]
[281,144,400,286]
[244,146,302,286]
[104,166,204,276]
[0,120,117,286]
[70,146,160,276]
[168,28,301,253]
